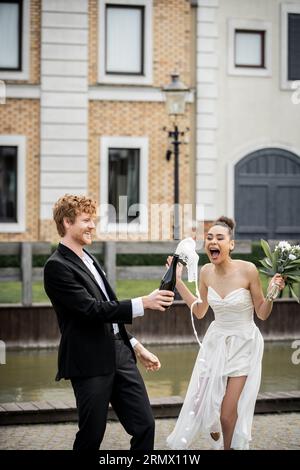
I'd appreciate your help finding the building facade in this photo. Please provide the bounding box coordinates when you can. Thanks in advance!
[1,0,300,243]
[0,0,196,242]
[196,0,300,239]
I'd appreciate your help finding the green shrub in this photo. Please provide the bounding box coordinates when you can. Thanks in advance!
[0,255,19,267]
[0,242,267,268]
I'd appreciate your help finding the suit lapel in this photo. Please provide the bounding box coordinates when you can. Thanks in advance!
[84,249,117,301]
[57,243,109,297]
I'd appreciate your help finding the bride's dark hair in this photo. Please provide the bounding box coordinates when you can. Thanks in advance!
[211,216,235,239]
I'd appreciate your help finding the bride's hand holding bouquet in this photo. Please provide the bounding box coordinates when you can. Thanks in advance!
[259,240,300,302]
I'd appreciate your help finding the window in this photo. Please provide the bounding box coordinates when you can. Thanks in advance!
[281,4,300,88]
[0,147,17,222]
[235,30,265,68]
[100,136,148,233]
[0,0,22,71]
[0,0,30,80]
[0,136,26,233]
[98,0,153,85]
[288,13,300,80]
[228,19,271,77]
[108,148,140,223]
[106,5,144,75]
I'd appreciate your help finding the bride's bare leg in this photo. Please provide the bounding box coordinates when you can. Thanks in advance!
[220,376,247,450]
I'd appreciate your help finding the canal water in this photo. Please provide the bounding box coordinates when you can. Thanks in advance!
[0,341,299,403]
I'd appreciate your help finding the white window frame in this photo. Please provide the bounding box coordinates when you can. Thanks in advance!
[98,0,153,85]
[100,136,148,233]
[228,19,272,77]
[281,3,300,90]
[0,135,26,233]
[0,0,30,81]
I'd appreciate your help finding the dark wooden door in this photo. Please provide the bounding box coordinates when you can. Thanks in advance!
[235,148,300,239]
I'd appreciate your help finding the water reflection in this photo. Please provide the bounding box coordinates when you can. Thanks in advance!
[0,342,299,403]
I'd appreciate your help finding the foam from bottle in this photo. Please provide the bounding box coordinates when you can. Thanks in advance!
[175,237,199,283]
[175,237,203,349]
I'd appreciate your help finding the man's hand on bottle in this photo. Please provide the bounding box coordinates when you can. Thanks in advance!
[142,289,174,311]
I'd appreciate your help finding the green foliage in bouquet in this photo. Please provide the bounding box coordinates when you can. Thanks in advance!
[259,239,300,303]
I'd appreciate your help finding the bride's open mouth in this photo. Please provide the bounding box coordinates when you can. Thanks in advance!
[209,248,220,261]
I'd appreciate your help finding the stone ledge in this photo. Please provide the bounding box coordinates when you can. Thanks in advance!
[0,392,300,425]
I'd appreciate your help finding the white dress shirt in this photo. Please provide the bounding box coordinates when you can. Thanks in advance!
[82,251,143,348]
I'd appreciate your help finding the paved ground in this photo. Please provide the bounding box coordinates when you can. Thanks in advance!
[0,413,299,450]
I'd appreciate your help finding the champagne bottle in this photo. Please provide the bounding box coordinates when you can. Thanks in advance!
[159,254,179,292]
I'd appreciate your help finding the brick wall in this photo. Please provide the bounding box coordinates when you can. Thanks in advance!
[88,0,193,87]
[41,0,196,242]
[88,100,193,241]
[29,0,41,85]
[0,99,40,241]
[1,0,196,242]
[39,99,194,242]
[88,0,98,85]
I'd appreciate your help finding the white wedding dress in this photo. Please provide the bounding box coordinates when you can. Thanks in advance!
[167,287,264,450]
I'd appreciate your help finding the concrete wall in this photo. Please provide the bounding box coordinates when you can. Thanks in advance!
[1,299,299,349]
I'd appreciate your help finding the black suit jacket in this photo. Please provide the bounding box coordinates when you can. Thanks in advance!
[44,243,135,380]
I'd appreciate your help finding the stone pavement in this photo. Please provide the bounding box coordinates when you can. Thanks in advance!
[0,413,299,450]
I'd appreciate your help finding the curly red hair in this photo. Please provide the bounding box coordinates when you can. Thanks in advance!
[53,194,97,237]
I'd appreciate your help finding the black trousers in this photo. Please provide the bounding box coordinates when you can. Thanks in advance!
[71,339,155,450]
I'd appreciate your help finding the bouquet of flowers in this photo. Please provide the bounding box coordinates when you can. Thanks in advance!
[259,239,300,302]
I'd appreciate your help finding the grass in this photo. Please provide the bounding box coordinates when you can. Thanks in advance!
[0,280,164,304]
[0,276,297,304]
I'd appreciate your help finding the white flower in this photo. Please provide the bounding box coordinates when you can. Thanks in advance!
[289,254,297,260]
[277,241,291,252]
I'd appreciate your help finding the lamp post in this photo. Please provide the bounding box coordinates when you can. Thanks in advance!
[163,73,189,240]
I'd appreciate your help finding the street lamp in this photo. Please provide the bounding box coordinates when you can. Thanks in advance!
[162,73,189,240]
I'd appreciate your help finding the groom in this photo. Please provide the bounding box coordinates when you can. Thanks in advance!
[44,194,174,450]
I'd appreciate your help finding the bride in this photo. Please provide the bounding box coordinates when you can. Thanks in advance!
[167,216,285,450]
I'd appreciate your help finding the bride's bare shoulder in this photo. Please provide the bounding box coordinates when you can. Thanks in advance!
[201,262,213,272]
[200,263,213,277]
[235,259,257,274]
